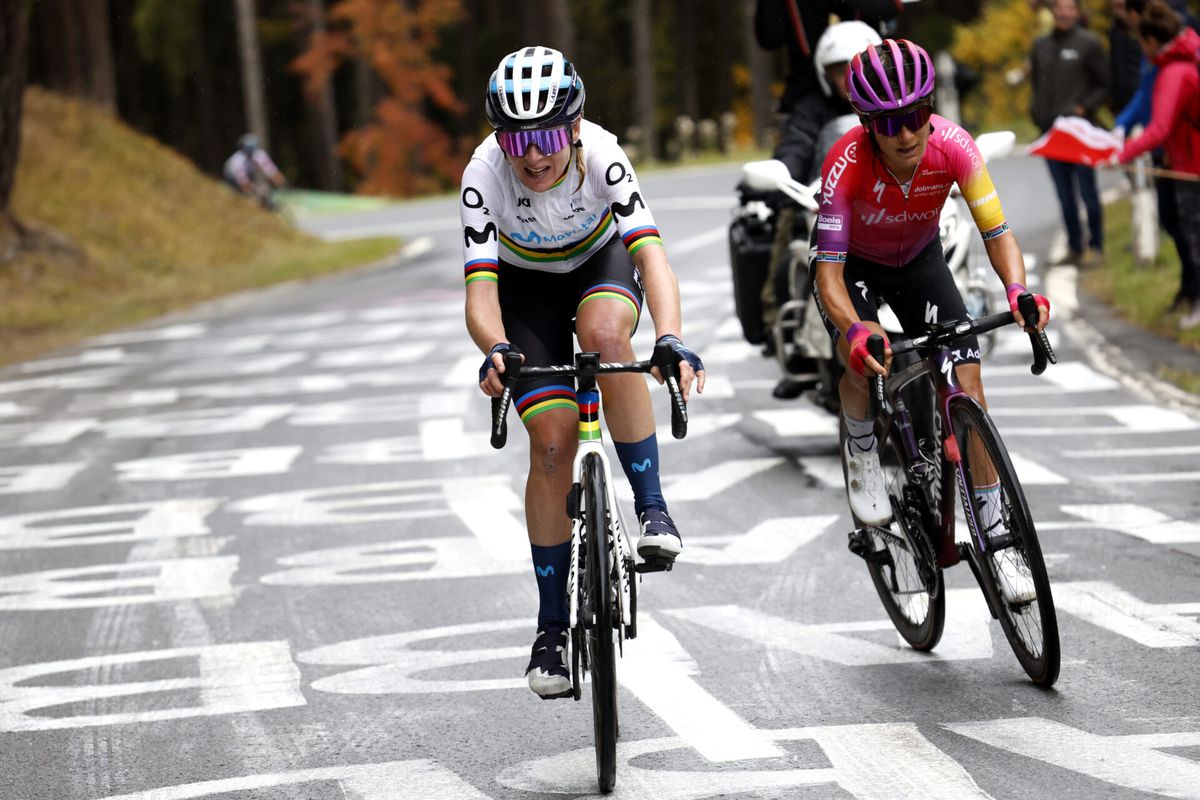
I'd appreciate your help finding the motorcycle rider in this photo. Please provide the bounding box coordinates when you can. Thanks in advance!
[759,21,885,398]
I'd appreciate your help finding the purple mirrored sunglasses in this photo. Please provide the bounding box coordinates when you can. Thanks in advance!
[868,102,933,137]
[495,125,573,158]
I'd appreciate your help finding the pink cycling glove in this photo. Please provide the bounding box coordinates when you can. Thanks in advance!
[1006,283,1051,328]
[846,322,888,377]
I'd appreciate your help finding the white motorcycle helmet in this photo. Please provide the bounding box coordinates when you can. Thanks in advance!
[814,21,884,98]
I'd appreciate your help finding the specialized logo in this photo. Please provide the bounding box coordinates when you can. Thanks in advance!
[872,179,886,204]
[855,280,870,302]
[816,213,843,231]
[630,458,653,473]
[535,565,556,577]
[861,208,939,226]
[925,302,939,325]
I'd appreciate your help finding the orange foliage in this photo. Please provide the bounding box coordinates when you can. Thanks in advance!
[291,0,467,196]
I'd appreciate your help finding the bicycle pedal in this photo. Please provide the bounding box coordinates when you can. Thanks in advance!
[847,528,890,566]
[634,557,674,574]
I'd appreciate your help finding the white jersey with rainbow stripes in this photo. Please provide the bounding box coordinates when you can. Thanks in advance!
[460,119,663,284]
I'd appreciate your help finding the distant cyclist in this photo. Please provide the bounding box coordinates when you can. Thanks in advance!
[462,46,705,699]
[223,133,286,208]
[811,39,1050,603]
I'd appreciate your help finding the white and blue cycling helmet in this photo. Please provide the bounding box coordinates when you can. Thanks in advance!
[485,46,586,132]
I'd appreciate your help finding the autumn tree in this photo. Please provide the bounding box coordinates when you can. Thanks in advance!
[291,0,467,196]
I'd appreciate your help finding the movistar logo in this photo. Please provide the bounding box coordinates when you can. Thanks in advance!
[535,565,555,577]
[631,458,652,473]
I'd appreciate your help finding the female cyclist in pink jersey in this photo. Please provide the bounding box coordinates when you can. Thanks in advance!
[811,39,1051,603]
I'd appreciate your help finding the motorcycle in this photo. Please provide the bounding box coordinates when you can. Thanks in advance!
[729,122,1016,412]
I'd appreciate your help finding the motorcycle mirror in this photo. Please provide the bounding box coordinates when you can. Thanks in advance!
[974,131,1016,163]
[740,159,795,192]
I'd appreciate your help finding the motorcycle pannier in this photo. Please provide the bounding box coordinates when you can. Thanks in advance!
[727,201,774,345]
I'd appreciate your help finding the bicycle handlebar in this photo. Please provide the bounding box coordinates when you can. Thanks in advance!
[489,344,689,450]
[889,292,1056,375]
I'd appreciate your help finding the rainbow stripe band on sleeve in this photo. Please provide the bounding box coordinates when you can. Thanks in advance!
[516,384,577,423]
[981,221,1010,241]
[578,282,641,321]
[621,226,663,256]
[813,250,848,263]
[464,259,499,285]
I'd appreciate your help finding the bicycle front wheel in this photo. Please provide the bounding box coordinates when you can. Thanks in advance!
[582,455,618,793]
[870,423,946,651]
[950,398,1060,687]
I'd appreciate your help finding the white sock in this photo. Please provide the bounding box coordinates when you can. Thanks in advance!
[844,413,876,455]
[973,483,1003,536]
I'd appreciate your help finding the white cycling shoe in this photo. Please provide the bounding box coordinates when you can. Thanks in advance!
[526,626,572,699]
[843,440,892,527]
[992,552,1037,605]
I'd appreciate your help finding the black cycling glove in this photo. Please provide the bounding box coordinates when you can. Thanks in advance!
[479,342,520,384]
[655,334,704,374]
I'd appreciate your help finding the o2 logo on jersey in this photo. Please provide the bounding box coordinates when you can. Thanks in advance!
[605,162,634,186]
[462,186,491,216]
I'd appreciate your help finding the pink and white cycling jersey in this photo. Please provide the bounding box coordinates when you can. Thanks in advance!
[813,114,1009,268]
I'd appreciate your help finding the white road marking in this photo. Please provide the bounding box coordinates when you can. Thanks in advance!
[991,404,1199,435]
[946,717,1200,799]
[99,405,294,439]
[1054,581,1200,647]
[0,462,85,494]
[0,419,96,448]
[620,615,786,762]
[115,447,302,481]
[656,411,741,441]
[95,761,494,800]
[0,499,220,550]
[0,557,238,610]
[665,594,994,666]
[660,457,785,501]
[1007,452,1069,484]
[684,515,839,565]
[1092,470,1200,483]
[87,323,207,345]
[983,360,1120,393]
[0,642,303,732]
[0,368,128,395]
[1054,503,1200,543]
[1063,444,1200,458]
[753,408,840,437]
[499,724,993,798]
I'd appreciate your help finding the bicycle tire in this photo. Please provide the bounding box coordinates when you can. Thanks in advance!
[583,455,618,793]
[867,422,947,651]
[950,398,1060,687]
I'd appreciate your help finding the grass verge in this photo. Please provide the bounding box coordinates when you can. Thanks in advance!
[1,89,399,367]
[1081,196,1200,392]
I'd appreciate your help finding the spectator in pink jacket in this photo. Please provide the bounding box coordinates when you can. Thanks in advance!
[1118,0,1200,329]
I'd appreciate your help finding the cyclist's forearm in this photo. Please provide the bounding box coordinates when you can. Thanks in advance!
[634,245,682,338]
[815,261,859,335]
[465,282,506,353]
[984,233,1027,289]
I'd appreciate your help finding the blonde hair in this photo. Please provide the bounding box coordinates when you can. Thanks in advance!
[573,144,586,193]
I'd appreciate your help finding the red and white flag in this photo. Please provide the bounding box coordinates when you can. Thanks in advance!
[1026,116,1123,166]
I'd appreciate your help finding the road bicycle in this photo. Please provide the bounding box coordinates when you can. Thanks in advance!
[847,293,1061,687]
[489,343,688,794]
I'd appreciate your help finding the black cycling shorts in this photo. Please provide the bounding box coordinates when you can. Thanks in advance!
[812,237,981,365]
[498,235,644,422]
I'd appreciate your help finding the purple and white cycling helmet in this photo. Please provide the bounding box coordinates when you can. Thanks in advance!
[847,39,935,116]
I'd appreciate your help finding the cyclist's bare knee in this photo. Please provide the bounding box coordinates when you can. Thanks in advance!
[526,412,577,475]
[957,363,987,408]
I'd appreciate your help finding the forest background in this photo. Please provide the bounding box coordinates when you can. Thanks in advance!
[6,0,1116,204]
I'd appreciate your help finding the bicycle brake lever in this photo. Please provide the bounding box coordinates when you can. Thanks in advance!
[490,351,524,449]
[1016,293,1056,376]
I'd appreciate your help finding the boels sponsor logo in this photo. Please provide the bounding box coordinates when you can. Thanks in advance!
[816,213,843,231]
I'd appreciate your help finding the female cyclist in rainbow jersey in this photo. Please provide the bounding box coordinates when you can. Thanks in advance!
[462,46,704,699]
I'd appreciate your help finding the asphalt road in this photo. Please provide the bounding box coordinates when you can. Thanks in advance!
[1,154,1198,800]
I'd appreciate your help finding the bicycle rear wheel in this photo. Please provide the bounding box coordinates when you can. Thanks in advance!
[582,455,618,793]
[950,398,1060,687]
[869,423,946,651]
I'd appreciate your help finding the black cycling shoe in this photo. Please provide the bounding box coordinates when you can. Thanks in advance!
[636,507,682,565]
[525,625,572,699]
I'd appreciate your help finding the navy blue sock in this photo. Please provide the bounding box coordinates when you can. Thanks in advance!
[531,541,570,626]
[613,433,666,514]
